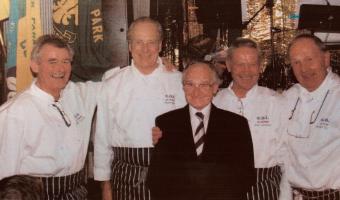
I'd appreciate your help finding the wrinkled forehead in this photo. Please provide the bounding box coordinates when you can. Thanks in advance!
[232,47,260,60]
[288,38,322,55]
[130,22,160,39]
[184,64,214,82]
[37,44,72,59]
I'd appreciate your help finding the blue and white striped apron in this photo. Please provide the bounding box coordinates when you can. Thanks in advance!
[111,147,153,200]
[293,187,340,200]
[247,165,282,200]
[41,169,87,200]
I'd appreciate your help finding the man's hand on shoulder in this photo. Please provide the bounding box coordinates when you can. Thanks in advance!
[161,57,177,72]
[152,126,163,145]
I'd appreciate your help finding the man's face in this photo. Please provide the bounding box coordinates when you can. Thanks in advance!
[227,47,261,95]
[30,44,72,97]
[183,64,219,110]
[129,21,162,70]
[289,38,329,92]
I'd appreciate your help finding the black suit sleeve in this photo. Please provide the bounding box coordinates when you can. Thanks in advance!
[146,116,166,199]
[147,116,182,200]
[233,117,256,198]
[203,108,256,199]
[147,111,196,200]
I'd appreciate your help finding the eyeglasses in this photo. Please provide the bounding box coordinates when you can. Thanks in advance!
[288,89,329,124]
[287,89,329,138]
[52,103,71,127]
[309,90,329,124]
[183,81,214,91]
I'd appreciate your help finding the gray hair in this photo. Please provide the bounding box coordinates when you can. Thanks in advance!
[127,16,163,42]
[31,34,74,61]
[182,61,220,85]
[226,37,262,64]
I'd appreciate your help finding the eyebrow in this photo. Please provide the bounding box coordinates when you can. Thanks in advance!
[47,58,72,62]
[47,58,58,62]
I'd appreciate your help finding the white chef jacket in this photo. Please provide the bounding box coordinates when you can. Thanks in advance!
[280,71,340,190]
[213,83,282,168]
[0,80,99,179]
[94,58,186,181]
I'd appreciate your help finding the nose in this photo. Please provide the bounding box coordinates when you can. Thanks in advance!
[299,61,309,73]
[141,43,151,52]
[192,86,201,96]
[56,61,70,72]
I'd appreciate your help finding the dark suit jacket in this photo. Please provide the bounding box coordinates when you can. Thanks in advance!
[147,104,256,200]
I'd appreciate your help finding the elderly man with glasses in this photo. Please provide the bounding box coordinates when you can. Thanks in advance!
[147,62,256,200]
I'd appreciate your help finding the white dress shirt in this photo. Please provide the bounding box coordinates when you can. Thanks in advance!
[94,58,186,181]
[213,83,282,168]
[189,104,211,136]
[0,80,99,179]
[280,71,340,190]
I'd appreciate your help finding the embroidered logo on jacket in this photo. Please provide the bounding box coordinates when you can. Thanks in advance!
[74,113,85,124]
[164,94,175,105]
[316,118,330,129]
[255,115,271,127]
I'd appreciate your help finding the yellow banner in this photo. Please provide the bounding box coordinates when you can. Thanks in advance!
[16,0,42,92]
[0,0,10,21]
[53,0,78,43]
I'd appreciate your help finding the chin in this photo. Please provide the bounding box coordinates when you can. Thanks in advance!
[55,81,68,89]
[192,103,207,110]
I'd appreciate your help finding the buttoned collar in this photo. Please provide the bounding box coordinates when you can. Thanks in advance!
[189,103,211,124]
[131,57,164,79]
[227,82,259,102]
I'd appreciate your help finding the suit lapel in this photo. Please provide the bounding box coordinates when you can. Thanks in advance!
[205,104,217,136]
[201,104,217,158]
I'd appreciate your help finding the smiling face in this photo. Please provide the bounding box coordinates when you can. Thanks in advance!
[183,63,219,110]
[289,38,329,92]
[30,44,72,100]
[128,21,162,74]
[227,47,261,98]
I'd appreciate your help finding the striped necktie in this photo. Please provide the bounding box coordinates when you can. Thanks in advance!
[195,112,205,156]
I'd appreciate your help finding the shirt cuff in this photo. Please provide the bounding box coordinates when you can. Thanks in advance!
[93,168,111,181]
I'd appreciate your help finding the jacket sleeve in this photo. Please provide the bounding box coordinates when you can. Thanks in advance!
[0,108,25,180]
[93,82,113,181]
[237,117,257,197]
[147,116,168,199]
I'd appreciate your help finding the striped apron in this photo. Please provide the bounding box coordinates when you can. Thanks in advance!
[247,165,282,200]
[111,147,153,200]
[293,187,340,200]
[41,169,87,200]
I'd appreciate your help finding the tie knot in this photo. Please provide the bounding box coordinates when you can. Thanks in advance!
[196,112,204,120]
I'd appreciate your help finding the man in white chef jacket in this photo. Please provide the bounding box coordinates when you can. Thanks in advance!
[213,37,283,200]
[94,17,186,200]
[279,33,340,200]
[0,34,99,199]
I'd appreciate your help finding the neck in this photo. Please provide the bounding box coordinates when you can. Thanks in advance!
[137,65,157,75]
[231,86,248,98]
[191,103,211,112]
[36,82,61,101]
[51,92,61,101]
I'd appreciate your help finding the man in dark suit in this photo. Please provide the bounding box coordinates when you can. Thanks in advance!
[147,62,256,200]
